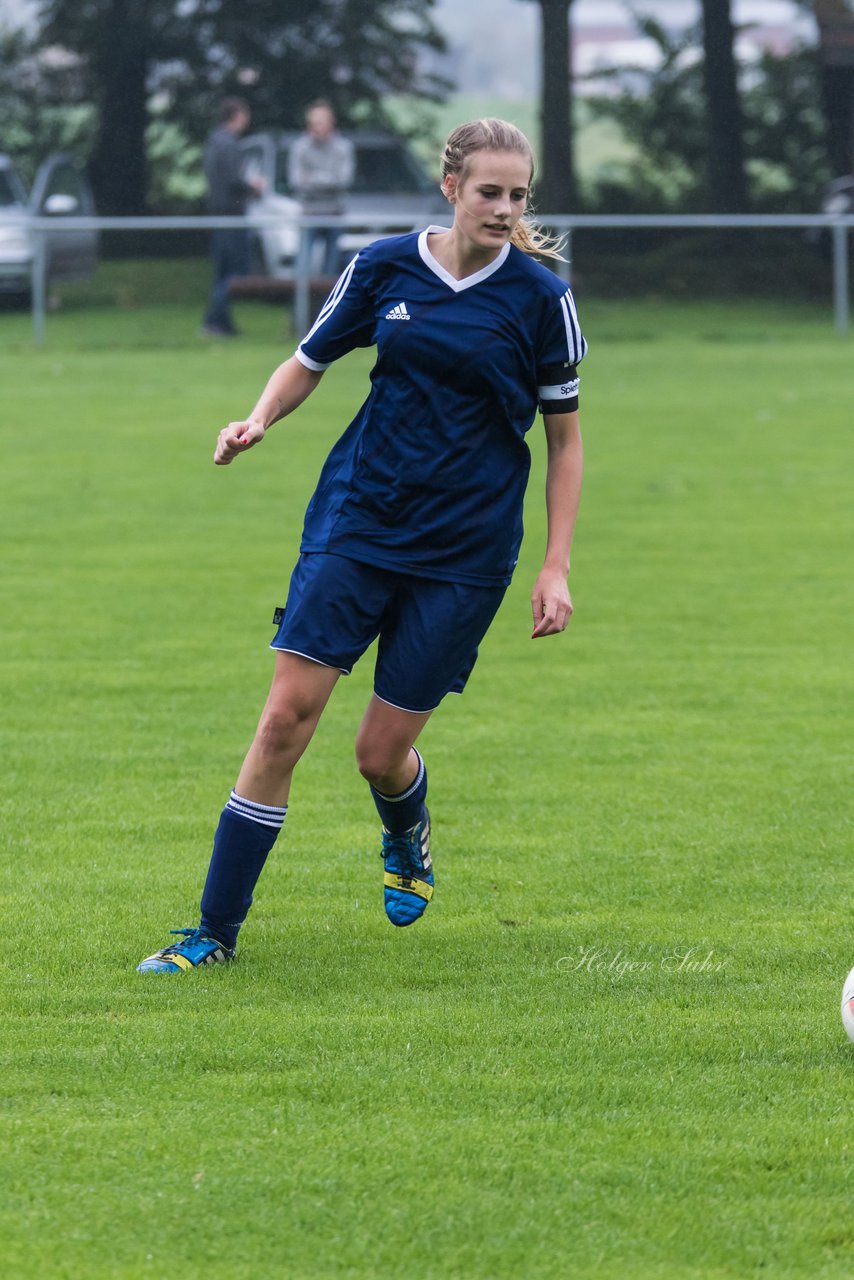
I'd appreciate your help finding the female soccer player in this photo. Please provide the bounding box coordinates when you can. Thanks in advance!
[138,118,587,973]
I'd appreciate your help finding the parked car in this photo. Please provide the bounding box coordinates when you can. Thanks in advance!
[239,129,447,278]
[0,152,98,299]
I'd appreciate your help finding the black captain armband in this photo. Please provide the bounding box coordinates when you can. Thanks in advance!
[538,362,580,414]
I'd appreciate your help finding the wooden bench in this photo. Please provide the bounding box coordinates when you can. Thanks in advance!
[229,274,338,302]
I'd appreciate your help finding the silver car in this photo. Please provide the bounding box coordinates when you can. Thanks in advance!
[0,153,98,298]
[239,129,447,279]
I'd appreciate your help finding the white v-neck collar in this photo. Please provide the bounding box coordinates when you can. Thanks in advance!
[418,226,511,292]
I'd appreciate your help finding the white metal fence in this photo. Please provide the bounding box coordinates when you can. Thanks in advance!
[23,211,854,344]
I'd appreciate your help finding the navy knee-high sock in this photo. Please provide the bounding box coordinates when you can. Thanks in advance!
[369,750,428,834]
[199,790,287,950]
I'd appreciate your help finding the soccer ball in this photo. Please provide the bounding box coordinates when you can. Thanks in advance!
[841,966,854,1042]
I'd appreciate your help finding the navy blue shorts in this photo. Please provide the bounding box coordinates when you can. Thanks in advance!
[270,552,507,713]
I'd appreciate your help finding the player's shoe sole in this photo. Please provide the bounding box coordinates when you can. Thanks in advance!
[382,810,434,927]
[137,927,235,974]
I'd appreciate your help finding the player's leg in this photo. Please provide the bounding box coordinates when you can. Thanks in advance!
[203,229,231,332]
[197,651,340,939]
[355,697,434,927]
[322,224,341,277]
[137,653,339,973]
[233,651,340,806]
[138,552,393,973]
[359,575,508,927]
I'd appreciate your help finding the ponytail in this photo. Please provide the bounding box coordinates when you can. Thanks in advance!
[510,217,567,262]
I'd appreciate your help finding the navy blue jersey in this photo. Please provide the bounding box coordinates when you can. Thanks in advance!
[294,226,587,586]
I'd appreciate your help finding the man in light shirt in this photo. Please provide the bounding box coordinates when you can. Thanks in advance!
[288,100,355,276]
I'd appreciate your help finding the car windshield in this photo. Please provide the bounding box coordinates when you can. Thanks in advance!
[275,140,435,198]
[0,168,28,207]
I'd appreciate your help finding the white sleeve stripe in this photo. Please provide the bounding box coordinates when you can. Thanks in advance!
[298,254,359,350]
[294,348,329,372]
[559,291,586,364]
[302,256,356,340]
[566,290,585,354]
[559,292,581,363]
[315,254,358,324]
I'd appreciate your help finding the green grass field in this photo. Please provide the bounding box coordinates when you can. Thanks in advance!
[2,266,853,1278]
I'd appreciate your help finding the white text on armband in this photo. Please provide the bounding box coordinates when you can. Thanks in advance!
[538,378,579,401]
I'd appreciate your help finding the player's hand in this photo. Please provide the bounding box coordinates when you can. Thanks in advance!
[214,419,265,465]
[531,569,573,638]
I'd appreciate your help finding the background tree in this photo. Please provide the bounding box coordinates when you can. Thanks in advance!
[583,17,709,211]
[812,0,854,174]
[742,41,832,206]
[585,13,831,213]
[700,0,748,211]
[36,0,207,214]
[517,0,577,213]
[195,0,447,131]
[35,0,447,214]
[0,25,96,188]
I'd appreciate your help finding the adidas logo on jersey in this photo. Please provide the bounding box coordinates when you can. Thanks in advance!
[385,302,411,320]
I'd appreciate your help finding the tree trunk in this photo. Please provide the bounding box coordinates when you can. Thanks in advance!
[815,0,854,176]
[700,0,748,212]
[538,0,576,214]
[90,0,149,215]
[821,64,854,174]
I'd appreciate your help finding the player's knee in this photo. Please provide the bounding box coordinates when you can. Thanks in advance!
[255,700,312,759]
[354,734,401,786]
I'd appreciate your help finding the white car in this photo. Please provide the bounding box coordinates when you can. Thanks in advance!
[0,153,98,299]
[239,129,447,279]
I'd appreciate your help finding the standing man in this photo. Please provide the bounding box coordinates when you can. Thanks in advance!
[288,100,355,277]
[201,97,264,338]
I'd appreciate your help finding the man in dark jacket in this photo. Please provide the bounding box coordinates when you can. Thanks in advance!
[201,97,264,337]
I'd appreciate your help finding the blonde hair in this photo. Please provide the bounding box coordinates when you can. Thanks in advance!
[440,118,566,261]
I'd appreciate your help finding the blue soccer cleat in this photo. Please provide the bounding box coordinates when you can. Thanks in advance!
[136,927,235,974]
[382,809,434,927]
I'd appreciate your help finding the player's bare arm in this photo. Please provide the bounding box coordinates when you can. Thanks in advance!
[214,355,324,465]
[531,409,583,638]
